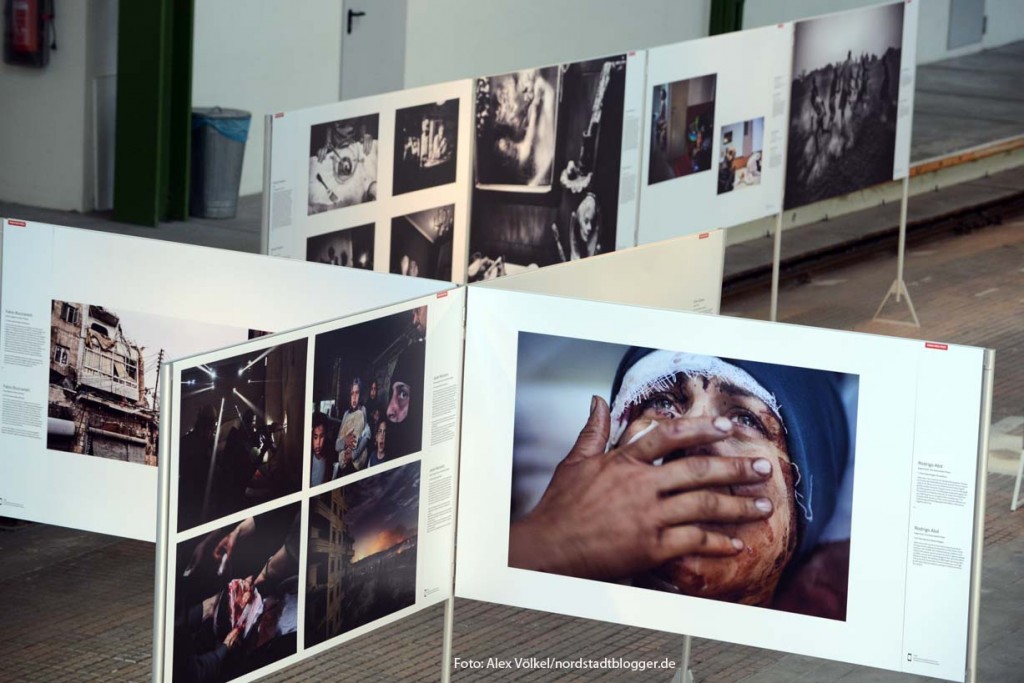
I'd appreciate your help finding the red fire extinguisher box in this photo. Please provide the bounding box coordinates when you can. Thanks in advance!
[4,0,53,67]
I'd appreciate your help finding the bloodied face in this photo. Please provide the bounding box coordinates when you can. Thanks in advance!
[387,381,411,423]
[616,373,798,606]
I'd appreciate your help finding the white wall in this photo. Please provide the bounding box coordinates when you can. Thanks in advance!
[403,0,711,87]
[192,0,345,196]
[744,0,1024,64]
[0,1,91,211]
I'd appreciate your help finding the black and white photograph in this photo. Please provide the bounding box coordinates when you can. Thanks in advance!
[176,338,307,532]
[172,502,300,683]
[648,74,717,184]
[785,2,904,210]
[389,204,454,282]
[509,333,857,622]
[306,224,375,270]
[307,114,380,215]
[309,306,427,487]
[393,99,459,195]
[468,56,628,279]
[718,117,765,194]
[47,301,245,467]
[305,461,420,647]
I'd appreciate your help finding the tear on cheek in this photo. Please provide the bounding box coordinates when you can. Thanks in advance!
[625,420,659,446]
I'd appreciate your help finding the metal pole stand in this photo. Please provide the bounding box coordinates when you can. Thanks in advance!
[769,212,783,323]
[873,176,921,327]
[1012,447,1024,512]
[670,635,696,683]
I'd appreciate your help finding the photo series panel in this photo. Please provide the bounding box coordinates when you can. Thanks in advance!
[176,338,308,533]
[266,81,474,283]
[468,53,644,280]
[48,300,247,467]
[305,461,421,648]
[784,1,905,210]
[172,501,301,683]
[509,333,857,622]
[310,307,427,487]
[638,26,791,244]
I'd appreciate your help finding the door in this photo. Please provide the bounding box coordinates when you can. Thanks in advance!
[341,0,408,100]
[947,0,985,51]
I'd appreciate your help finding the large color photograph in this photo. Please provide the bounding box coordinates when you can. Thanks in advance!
[307,114,380,215]
[305,461,420,647]
[176,338,307,532]
[309,306,427,487]
[469,56,627,279]
[173,502,300,682]
[47,301,245,467]
[648,74,717,185]
[509,333,858,621]
[785,2,904,210]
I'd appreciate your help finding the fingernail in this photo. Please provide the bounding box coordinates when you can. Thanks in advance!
[590,395,599,416]
[731,538,744,550]
[752,458,772,475]
[755,498,773,513]
[713,416,732,432]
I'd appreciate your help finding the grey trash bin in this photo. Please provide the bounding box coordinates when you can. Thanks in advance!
[190,107,251,219]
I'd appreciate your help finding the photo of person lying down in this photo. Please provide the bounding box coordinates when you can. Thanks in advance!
[509,334,858,621]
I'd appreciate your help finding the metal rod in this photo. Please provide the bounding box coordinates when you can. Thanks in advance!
[770,211,783,322]
[896,175,910,301]
[440,596,455,683]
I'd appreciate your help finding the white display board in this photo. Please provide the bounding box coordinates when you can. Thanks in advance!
[265,80,474,283]
[481,229,725,315]
[639,26,791,243]
[783,0,918,210]
[467,51,647,279]
[155,289,465,683]
[0,219,452,541]
[457,287,985,682]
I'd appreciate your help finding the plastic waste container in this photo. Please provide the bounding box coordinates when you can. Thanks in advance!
[190,107,251,218]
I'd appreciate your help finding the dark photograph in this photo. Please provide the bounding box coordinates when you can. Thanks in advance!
[47,301,244,467]
[306,224,375,270]
[176,338,307,532]
[648,73,717,184]
[389,204,454,281]
[509,333,858,622]
[172,502,300,683]
[393,99,459,195]
[306,461,420,647]
[784,2,904,210]
[469,56,627,279]
[307,114,380,215]
[718,117,765,194]
[309,306,427,487]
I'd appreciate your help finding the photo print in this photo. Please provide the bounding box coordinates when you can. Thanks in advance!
[307,114,380,215]
[469,56,628,279]
[389,204,454,282]
[310,306,427,487]
[785,2,904,210]
[176,338,307,532]
[718,117,765,194]
[47,301,245,467]
[393,99,459,195]
[306,223,375,270]
[305,461,420,647]
[509,333,858,622]
[173,502,300,683]
[648,73,717,184]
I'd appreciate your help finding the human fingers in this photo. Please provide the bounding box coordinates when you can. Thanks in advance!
[563,396,610,464]
[658,488,773,527]
[620,416,733,464]
[656,454,774,493]
[657,526,745,561]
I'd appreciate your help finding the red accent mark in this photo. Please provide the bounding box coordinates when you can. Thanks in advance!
[7,220,26,227]
[699,232,710,239]
[274,112,284,118]
[925,342,948,351]
[437,291,449,299]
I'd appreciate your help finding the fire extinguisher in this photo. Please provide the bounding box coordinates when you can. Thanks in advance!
[3,0,56,67]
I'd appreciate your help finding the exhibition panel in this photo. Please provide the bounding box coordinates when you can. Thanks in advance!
[468,51,647,278]
[480,229,725,314]
[638,25,791,242]
[783,0,918,210]
[265,80,475,283]
[155,290,465,683]
[456,287,986,682]
[0,219,453,541]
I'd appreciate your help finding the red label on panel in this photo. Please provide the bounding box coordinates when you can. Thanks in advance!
[7,220,27,227]
[274,113,284,118]
[699,232,709,239]
[437,291,448,299]
[925,342,948,351]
